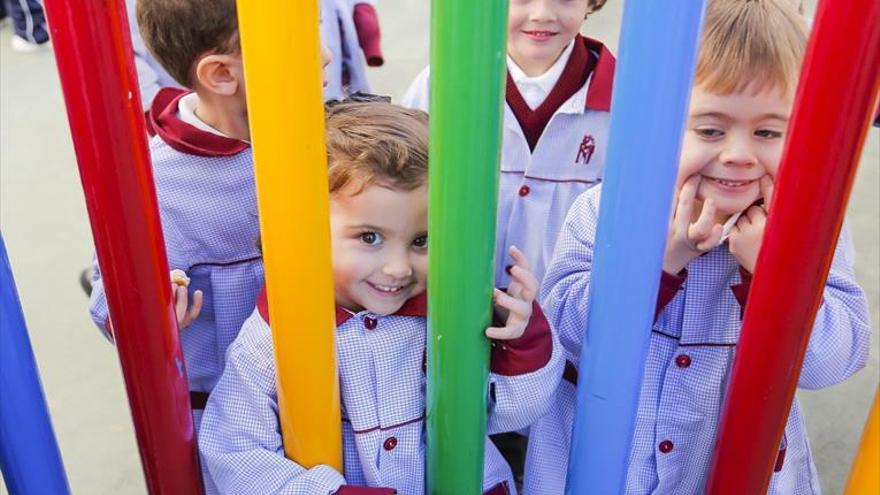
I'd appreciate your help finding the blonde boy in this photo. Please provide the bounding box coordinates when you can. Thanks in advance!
[531,1,871,493]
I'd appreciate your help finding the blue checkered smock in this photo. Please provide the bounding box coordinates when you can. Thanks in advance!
[523,185,870,494]
[199,296,563,495]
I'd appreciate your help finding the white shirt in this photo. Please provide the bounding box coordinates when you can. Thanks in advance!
[507,40,575,110]
[177,92,227,137]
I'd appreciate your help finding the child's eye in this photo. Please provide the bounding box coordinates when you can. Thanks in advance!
[360,232,383,245]
[694,127,723,139]
[412,235,428,248]
[755,129,783,139]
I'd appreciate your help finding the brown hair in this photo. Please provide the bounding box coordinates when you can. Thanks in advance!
[136,0,240,87]
[325,101,429,196]
[589,0,608,13]
[695,0,808,96]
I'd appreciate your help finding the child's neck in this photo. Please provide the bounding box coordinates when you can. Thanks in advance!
[191,91,250,142]
[509,42,571,78]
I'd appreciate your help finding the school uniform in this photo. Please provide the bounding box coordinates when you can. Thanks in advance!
[526,186,871,494]
[199,289,563,495]
[322,0,371,101]
[88,88,264,428]
[401,35,616,287]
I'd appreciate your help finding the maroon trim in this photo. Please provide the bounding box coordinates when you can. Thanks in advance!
[774,445,787,472]
[190,391,209,410]
[490,301,554,376]
[563,360,579,386]
[149,87,249,157]
[506,35,595,151]
[500,170,600,185]
[334,486,397,495]
[346,415,425,434]
[256,286,427,327]
[484,481,511,495]
[583,37,615,112]
[353,3,383,67]
[189,255,261,270]
[730,266,752,319]
[655,269,687,321]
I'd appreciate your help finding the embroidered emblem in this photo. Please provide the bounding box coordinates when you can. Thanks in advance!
[576,135,596,165]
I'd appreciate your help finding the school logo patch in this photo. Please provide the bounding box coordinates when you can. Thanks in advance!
[576,135,596,165]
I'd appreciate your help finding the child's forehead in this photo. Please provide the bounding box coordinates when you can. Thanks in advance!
[689,83,793,118]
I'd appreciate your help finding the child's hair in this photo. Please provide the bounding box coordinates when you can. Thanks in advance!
[136,0,240,87]
[589,0,608,13]
[325,101,429,195]
[695,0,808,96]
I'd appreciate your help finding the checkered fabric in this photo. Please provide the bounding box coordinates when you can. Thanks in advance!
[199,306,564,494]
[523,185,871,494]
[88,136,264,399]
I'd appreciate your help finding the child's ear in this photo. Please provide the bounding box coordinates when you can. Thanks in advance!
[194,53,244,97]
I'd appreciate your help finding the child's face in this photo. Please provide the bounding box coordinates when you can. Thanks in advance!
[678,84,792,220]
[330,182,428,315]
[508,0,590,75]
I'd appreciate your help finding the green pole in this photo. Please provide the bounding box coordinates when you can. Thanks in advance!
[427,1,509,493]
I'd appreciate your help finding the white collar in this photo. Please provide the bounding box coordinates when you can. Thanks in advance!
[177,92,229,138]
[507,40,575,110]
[719,211,744,245]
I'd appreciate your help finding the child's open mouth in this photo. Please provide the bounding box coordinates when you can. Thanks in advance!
[703,176,758,190]
[522,30,558,41]
[367,281,409,296]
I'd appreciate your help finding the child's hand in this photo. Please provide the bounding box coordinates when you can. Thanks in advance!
[170,270,203,330]
[487,246,538,341]
[663,175,724,274]
[729,176,773,273]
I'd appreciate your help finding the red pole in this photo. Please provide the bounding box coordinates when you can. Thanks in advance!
[43,1,202,493]
[705,0,880,493]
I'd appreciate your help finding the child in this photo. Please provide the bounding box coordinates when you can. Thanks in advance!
[199,101,563,494]
[403,0,613,288]
[531,1,871,493]
[88,0,332,426]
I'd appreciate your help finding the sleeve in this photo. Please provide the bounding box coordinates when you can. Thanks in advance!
[352,3,383,66]
[486,302,564,434]
[198,317,348,494]
[797,224,871,390]
[87,256,114,342]
[400,66,431,112]
[538,188,602,366]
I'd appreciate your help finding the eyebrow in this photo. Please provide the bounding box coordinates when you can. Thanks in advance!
[690,111,789,122]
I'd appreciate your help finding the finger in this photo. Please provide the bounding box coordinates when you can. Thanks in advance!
[675,175,699,229]
[760,175,775,211]
[696,224,724,251]
[746,205,765,223]
[508,264,539,302]
[690,198,718,241]
[485,325,512,340]
[508,245,531,272]
[189,290,204,318]
[494,289,531,320]
[174,285,188,322]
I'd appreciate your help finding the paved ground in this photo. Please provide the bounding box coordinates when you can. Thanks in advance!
[1,1,877,493]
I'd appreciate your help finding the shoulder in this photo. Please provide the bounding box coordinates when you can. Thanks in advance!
[226,309,277,374]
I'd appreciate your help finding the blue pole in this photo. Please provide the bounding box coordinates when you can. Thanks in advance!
[0,234,70,495]
[565,2,706,493]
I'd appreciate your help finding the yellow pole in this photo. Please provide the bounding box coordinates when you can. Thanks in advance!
[845,387,880,495]
[236,0,342,470]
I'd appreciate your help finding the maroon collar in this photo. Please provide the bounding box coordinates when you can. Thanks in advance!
[256,285,428,326]
[506,35,615,150]
[147,87,249,157]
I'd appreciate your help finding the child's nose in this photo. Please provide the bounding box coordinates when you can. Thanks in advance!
[383,256,413,279]
[529,0,555,21]
[720,134,758,168]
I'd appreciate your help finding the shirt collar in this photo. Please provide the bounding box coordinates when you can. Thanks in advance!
[507,40,575,109]
[148,87,250,157]
[256,286,427,326]
[177,92,229,138]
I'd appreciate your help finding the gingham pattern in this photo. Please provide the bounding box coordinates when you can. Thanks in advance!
[401,52,610,288]
[523,186,871,494]
[200,306,564,494]
[88,136,264,399]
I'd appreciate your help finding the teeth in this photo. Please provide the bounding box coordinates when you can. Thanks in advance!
[710,177,751,187]
[372,283,403,293]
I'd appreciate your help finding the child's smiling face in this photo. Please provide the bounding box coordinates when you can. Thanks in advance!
[507,0,590,76]
[330,183,428,315]
[678,84,792,221]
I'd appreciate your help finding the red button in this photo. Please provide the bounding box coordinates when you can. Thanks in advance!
[519,185,530,197]
[659,440,674,453]
[675,354,692,368]
[364,317,377,330]
[383,437,398,451]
